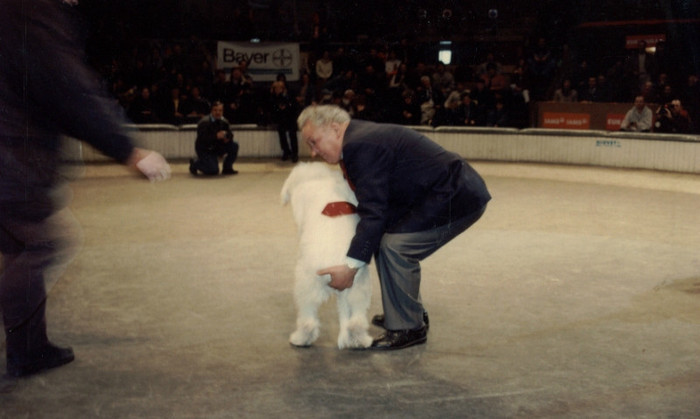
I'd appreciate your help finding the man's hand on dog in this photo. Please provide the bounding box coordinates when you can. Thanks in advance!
[318,265,358,291]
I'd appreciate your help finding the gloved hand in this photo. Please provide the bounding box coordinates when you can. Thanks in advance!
[129,148,171,182]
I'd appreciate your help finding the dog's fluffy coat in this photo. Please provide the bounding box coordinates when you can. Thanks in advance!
[281,162,372,349]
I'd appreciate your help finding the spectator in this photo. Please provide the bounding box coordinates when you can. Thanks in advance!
[210,69,230,104]
[528,37,556,101]
[626,40,657,89]
[189,101,239,175]
[552,79,578,102]
[481,63,508,93]
[270,80,300,162]
[454,92,481,126]
[658,83,675,106]
[315,50,334,89]
[579,76,603,103]
[432,61,455,97]
[655,99,693,133]
[443,80,469,113]
[384,50,401,81]
[487,100,509,127]
[128,86,159,123]
[680,74,700,132]
[620,95,653,132]
[158,87,186,125]
[416,75,443,126]
[226,67,255,124]
[351,94,376,121]
[295,71,316,108]
[641,80,660,105]
[595,74,612,102]
[182,86,211,124]
[476,52,503,78]
[398,90,421,125]
[470,77,494,111]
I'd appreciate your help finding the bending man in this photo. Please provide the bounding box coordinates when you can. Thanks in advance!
[297,105,491,350]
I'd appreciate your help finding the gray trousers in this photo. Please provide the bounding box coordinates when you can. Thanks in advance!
[376,205,486,330]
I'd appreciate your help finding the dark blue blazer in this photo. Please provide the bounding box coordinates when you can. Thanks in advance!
[342,120,491,263]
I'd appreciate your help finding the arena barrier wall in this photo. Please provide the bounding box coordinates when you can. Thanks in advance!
[66,124,700,174]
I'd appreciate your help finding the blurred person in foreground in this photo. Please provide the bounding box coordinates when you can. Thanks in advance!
[297,105,491,350]
[0,0,170,391]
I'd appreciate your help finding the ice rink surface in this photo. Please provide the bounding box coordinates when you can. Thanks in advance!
[1,159,699,418]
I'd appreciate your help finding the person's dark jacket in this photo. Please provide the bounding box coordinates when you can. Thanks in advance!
[0,0,136,219]
[341,120,491,263]
[0,0,135,163]
[195,115,234,154]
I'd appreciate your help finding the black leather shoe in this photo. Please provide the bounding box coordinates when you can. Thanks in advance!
[189,159,197,175]
[222,168,238,175]
[371,311,429,330]
[370,326,427,350]
[7,343,75,378]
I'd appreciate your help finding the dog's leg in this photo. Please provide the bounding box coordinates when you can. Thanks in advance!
[336,292,352,349]
[289,312,320,347]
[340,272,373,349]
[336,291,372,349]
[290,273,325,347]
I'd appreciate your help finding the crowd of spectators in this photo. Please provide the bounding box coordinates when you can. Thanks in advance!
[101,35,699,134]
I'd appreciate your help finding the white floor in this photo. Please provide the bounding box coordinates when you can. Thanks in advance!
[2,160,699,418]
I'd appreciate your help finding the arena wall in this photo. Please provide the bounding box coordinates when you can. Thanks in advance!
[67,125,700,174]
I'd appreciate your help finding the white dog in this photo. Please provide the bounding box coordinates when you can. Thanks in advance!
[281,162,373,349]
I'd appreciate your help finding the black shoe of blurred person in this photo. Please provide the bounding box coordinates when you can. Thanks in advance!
[369,326,427,350]
[5,300,75,378]
[372,311,429,330]
[6,343,75,378]
[281,153,290,161]
[291,154,299,163]
[222,168,238,175]
[189,159,197,175]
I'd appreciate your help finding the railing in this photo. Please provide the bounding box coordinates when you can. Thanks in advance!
[64,124,700,174]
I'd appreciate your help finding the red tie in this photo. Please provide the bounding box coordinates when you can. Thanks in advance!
[339,160,356,191]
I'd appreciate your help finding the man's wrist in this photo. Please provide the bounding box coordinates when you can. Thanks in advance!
[345,257,365,270]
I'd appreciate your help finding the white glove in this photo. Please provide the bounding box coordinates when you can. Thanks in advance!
[136,151,171,182]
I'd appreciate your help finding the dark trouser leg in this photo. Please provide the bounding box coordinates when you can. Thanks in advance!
[288,129,298,157]
[376,206,487,330]
[278,128,291,158]
[1,207,80,376]
[221,141,239,172]
[193,150,220,175]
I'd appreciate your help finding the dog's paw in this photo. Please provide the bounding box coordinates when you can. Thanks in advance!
[289,323,319,347]
[337,325,372,349]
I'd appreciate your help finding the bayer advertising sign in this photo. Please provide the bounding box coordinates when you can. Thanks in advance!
[217,41,300,82]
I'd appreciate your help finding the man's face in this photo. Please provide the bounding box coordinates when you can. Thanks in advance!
[634,96,645,110]
[211,104,224,119]
[301,122,343,164]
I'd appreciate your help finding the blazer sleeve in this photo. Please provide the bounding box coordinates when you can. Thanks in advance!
[16,2,135,162]
[344,142,394,263]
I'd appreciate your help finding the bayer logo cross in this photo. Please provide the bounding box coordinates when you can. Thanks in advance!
[272,49,293,67]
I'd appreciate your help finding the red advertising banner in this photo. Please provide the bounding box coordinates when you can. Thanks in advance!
[625,34,666,49]
[541,112,590,130]
[606,113,625,131]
